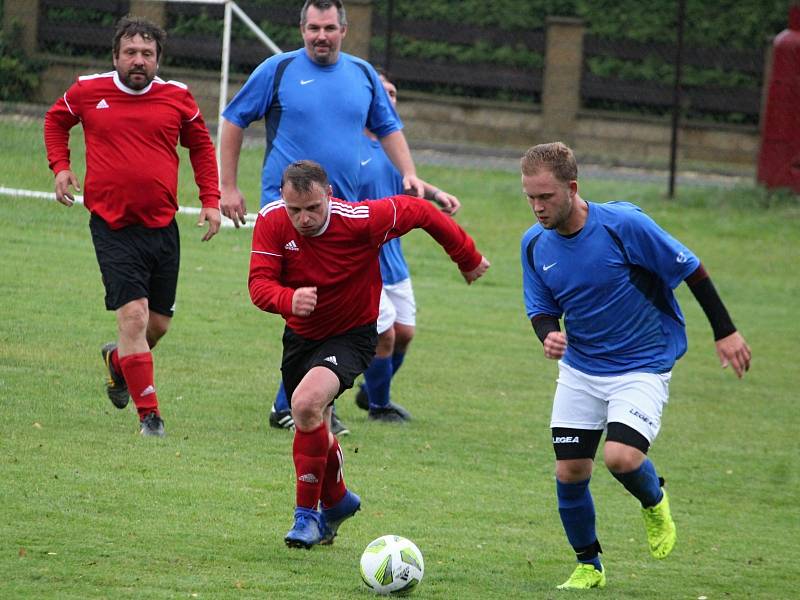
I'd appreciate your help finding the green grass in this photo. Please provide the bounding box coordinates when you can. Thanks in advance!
[1,115,799,598]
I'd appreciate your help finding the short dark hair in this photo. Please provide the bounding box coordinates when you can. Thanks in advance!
[520,142,578,183]
[300,0,347,27]
[282,160,330,194]
[113,16,166,60]
[375,66,393,85]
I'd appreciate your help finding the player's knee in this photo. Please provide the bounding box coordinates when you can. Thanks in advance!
[603,447,642,473]
[290,395,317,426]
[604,422,650,472]
[116,299,149,336]
[144,308,172,348]
[393,324,415,351]
[555,459,593,482]
[376,328,396,356]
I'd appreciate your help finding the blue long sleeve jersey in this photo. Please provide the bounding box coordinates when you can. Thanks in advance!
[357,136,409,284]
[223,49,402,205]
[521,201,700,375]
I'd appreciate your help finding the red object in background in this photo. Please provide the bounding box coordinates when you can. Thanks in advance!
[757,4,800,193]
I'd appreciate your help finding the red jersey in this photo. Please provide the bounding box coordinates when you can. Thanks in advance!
[44,71,219,229]
[249,195,483,340]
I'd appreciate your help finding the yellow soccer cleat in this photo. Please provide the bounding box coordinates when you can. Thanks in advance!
[642,489,677,559]
[556,563,607,590]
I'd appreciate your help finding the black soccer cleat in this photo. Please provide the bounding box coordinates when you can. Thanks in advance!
[330,411,350,436]
[368,402,412,423]
[269,406,295,431]
[139,412,165,437]
[101,342,129,409]
[354,385,369,411]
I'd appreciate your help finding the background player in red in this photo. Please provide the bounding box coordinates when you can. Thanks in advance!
[43,16,221,437]
[249,160,490,548]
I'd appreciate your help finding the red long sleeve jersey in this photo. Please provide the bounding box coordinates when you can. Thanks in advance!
[44,71,219,229]
[249,195,483,340]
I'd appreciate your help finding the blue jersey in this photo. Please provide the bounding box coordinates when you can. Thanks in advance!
[357,136,410,285]
[223,49,402,205]
[521,201,700,375]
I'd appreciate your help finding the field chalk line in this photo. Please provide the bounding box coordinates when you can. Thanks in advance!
[0,185,256,229]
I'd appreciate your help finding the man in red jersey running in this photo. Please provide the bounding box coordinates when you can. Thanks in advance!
[249,160,490,548]
[44,16,221,437]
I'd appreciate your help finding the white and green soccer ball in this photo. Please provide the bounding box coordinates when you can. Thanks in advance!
[359,535,424,595]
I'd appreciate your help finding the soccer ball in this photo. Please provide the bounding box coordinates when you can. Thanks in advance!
[359,535,424,595]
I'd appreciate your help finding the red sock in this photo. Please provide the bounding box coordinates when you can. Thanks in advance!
[320,437,347,509]
[292,423,329,509]
[119,352,159,420]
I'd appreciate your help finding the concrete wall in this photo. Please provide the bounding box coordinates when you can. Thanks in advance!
[36,57,759,168]
[400,92,758,168]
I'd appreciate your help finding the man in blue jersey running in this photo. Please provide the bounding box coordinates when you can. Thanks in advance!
[353,71,461,422]
[520,142,751,590]
[219,0,424,435]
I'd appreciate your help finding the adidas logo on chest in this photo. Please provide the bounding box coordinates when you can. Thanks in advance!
[285,240,299,251]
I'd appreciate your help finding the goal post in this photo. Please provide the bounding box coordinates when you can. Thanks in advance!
[140,0,283,155]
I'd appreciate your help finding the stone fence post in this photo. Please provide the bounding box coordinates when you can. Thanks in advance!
[541,17,585,145]
[3,0,40,56]
[129,0,167,27]
[344,0,374,61]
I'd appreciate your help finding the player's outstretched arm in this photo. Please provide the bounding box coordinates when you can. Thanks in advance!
[461,256,490,285]
[197,207,221,241]
[54,169,80,207]
[714,331,751,378]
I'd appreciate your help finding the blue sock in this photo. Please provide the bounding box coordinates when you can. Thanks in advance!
[391,351,406,375]
[273,382,290,413]
[611,458,663,508]
[557,478,602,571]
[363,356,393,409]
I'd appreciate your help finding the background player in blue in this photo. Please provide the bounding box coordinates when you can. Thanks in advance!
[353,71,461,422]
[219,0,424,435]
[218,0,423,213]
[519,142,751,590]
[269,72,460,426]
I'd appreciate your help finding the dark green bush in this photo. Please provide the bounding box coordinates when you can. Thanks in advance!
[0,25,46,101]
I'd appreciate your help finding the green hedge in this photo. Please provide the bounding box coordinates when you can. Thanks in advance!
[0,22,47,102]
[374,0,792,49]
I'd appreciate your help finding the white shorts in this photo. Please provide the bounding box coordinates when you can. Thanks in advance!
[376,278,416,335]
[549,361,671,444]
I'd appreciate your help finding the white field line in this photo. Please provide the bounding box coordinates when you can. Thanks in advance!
[0,185,256,229]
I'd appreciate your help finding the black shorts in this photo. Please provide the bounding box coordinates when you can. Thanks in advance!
[281,323,378,405]
[89,213,180,316]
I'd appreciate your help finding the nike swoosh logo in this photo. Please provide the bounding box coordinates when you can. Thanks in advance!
[543,262,557,271]
[360,158,372,166]
[300,79,314,85]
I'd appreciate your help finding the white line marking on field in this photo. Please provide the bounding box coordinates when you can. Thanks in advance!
[0,185,255,229]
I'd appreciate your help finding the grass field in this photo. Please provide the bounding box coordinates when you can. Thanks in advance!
[1,115,799,599]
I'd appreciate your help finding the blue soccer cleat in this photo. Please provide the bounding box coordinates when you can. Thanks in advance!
[284,507,326,549]
[320,489,361,545]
